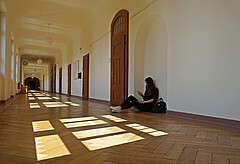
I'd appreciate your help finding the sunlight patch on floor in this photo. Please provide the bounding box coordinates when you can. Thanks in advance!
[29,97,35,100]
[81,133,144,151]
[32,120,54,132]
[60,116,98,123]
[126,123,168,137]
[35,134,71,161]
[102,115,127,122]
[52,97,59,99]
[33,93,45,96]
[63,120,107,129]
[30,103,40,109]
[65,101,80,106]
[37,97,52,100]
[72,126,126,139]
[43,102,68,108]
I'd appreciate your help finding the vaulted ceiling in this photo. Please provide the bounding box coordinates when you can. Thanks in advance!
[7,0,153,59]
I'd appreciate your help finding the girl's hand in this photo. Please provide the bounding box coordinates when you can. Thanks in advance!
[137,91,143,96]
[138,100,145,103]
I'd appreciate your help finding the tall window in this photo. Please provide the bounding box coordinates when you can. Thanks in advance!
[16,53,18,83]
[11,40,14,80]
[0,12,6,76]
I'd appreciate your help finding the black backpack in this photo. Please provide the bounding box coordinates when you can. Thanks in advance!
[151,98,167,113]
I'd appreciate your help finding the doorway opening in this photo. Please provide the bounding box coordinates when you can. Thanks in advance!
[82,54,89,100]
[25,77,40,90]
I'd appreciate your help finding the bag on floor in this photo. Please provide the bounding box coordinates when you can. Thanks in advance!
[151,98,167,113]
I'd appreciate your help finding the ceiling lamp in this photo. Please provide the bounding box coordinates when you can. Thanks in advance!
[45,23,53,46]
[37,59,43,64]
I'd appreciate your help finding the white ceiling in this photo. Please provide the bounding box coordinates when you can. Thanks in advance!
[7,0,153,59]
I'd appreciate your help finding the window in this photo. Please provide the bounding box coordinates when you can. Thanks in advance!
[113,17,125,35]
[0,12,6,76]
[11,40,14,80]
[16,54,18,82]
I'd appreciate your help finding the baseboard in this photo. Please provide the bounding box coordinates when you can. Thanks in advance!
[46,92,109,105]
[0,97,11,104]
[166,110,240,132]
[88,98,110,105]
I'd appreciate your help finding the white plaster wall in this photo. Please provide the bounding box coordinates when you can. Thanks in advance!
[62,59,70,95]
[72,58,82,97]
[87,0,240,121]
[89,33,111,101]
[163,0,240,121]
[133,14,167,101]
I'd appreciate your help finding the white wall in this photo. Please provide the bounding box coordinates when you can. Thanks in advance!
[163,0,240,121]
[88,0,240,121]
[133,14,167,101]
[89,33,111,101]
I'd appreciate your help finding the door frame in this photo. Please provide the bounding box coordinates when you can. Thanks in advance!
[110,9,129,105]
[59,67,62,94]
[82,53,89,100]
[53,64,56,93]
[68,64,71,96]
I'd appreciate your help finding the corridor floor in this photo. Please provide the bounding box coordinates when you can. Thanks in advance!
[0,91,240,164]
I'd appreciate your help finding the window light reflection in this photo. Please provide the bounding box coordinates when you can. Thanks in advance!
[60,116,98,123]
[52,97,60,100]
[64,120,107,129]
[102,115,127,122]
[81,133,144,151]
[32,120,54,132]
[43,102,68,108]
[64,101,80,106]
[37,97,52,100]
[35,134,71,161]
[30,103,40,109]
[126,123,168,137]
[72,126,126,139]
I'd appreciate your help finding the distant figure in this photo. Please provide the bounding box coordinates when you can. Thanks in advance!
[110,77,158,113]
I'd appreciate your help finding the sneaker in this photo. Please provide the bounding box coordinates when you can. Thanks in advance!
[111,106,121,113]
[110,106,116,110]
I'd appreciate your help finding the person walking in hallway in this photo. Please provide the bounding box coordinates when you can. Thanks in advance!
[110,77,158,113]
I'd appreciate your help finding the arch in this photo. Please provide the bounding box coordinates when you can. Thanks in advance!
[25,77,40,90]
[134,14,168,101]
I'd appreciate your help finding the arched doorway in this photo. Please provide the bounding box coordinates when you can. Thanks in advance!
[134,14,168,101]
[110,9,129,105]
[25,77,40,90]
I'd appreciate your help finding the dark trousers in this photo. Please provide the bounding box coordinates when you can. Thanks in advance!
[120,95,152,112]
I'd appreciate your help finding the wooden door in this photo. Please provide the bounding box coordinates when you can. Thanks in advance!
[53,64,56,93]
[82,54,89,100]
[59,67,62,94]
[43,75,44,91]
[110,10,129,105]
[68,64,71,96]
[51,67,53,92]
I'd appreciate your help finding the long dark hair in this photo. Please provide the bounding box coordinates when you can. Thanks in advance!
[144,77,157,97]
